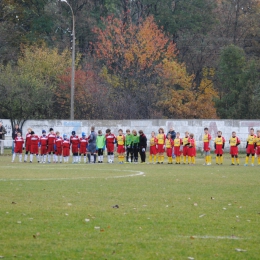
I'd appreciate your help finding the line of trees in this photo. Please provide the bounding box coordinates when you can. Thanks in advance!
[0,0,260,126]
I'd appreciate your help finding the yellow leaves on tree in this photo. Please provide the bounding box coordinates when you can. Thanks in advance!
[158,68,218,119]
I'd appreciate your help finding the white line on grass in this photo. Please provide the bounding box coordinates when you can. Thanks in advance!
[0,169,144,181]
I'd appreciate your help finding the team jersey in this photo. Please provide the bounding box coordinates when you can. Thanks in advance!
[39,135,48,146]
[229,136,240,146]
[247,134,256,145]
[30,135,39,146]
[203,134,211,143]
[106,133,116,144]
[255,137,260,146]
[165,138,173,148]
[188,138,196,147]
[132,135,139,144]
[62,139,70,148]
[183,136,189,146]
[125,134,133,146]
[14,137,24,150]
[157,133,166,145]
[48,133,56,145]
[25,133,31,146]
[79,137,88,147]
[96,135,106,149]
[214,136,225,145]
[116,135,125,146]
[70,135,79,146]
[55,136,63,148]
[173,138,182,147]
[150,137,157,146]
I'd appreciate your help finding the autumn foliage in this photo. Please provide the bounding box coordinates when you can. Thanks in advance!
[93,16,218,119]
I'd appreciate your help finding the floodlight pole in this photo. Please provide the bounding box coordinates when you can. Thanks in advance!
[61,0,75,120]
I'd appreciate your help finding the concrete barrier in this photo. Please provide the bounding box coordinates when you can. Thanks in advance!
[1,119,260,151]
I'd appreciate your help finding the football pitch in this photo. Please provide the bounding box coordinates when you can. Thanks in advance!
[0,154,259,259]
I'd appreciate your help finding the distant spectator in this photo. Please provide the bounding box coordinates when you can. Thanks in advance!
[168,127,176,140]
[12,124,22,140]
[0,122,7,140]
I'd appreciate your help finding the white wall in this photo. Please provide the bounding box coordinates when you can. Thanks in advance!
[1,119,260,150]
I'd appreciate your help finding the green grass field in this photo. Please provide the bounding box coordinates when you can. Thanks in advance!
[0,152,260,260]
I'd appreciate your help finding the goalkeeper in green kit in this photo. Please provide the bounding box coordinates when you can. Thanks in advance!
[125,129,133,163]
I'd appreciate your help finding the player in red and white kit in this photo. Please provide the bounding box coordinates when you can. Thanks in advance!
[30,131,40,163]
[24,128,32,162]
[62,134,70,163]
[39,130,48,163]
[47,128,56,163]
[12,132,24,163]
[70,130,79,163]
[79,132,88,163]
[105,129,116,163]
[55,131,63,163]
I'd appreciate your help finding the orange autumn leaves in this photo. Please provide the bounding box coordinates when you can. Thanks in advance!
[93,16,218,118]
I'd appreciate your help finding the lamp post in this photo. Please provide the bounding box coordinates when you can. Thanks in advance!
[61,0,75,120]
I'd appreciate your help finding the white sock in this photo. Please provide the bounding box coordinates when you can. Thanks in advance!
[84,156,86,163]
[111,154,114,162]
[101,155,103,162]
[48,154,50,162]
[59,156,62,162]
[12,153,16,161]
[91,155,94,162]
[19,154,22,162]
[30,154,33,162]
[24,154,28,161]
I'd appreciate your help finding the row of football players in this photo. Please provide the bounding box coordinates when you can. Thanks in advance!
[11,126,260,165]
[201,127,260,166]
[11,127,144,164]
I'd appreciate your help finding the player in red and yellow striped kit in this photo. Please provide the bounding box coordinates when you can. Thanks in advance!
[157,128,166,164]
[188,133,196,165]
[255,130,260,165]
[244,128,256,166]
[203,127,211,165]
[182,131,190,164]
[149,131,158,163]
[165,133,174,164]
[229,131,240,165]
[214,131,225,165]
[117,129,125,163]
[173,132,182,164]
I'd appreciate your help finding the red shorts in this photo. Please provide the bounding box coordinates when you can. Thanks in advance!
[150,146,157,155]
[215,145,223,155]
[188,147,196,157]
[40,145,48,155]
[56,147,62,156]
[25,143,30,152]
[230,146,238,156]
[30,145,39,154]
[174,146,181,156]
[157,144,165,153]
[79,146,87,154]
[246,144,255,154]
[117,145,125,153]
[166,148,172,157]
[47,144,55,153]
[204,142,210,152]
[71,145,78,154]
[256,146,260,155]
[14,146,23,154]
[107,143,114,153]
[183,146,188,156]
[63,147,70,157]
